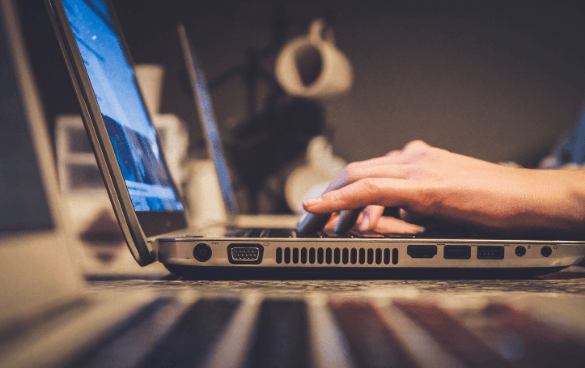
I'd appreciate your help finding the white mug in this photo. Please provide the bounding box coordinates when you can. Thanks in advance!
[275,19,353,98]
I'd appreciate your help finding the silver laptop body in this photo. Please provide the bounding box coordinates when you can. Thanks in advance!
[45,0,585,278]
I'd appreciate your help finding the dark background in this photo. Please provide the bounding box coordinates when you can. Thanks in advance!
[18,0,585,212]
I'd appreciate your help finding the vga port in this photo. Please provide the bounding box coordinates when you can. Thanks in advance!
[232,247,260,260]
[228,244,263,264]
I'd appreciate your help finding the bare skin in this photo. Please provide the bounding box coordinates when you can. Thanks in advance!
[297,140,585,238]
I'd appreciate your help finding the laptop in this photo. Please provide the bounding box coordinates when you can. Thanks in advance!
[45,0,585,278]
[0,1,166,366]
[176,24,298,230]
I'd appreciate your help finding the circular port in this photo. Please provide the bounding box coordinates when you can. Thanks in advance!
[193,243,212,262]
[541,246,552,257]
[515,246,526,257]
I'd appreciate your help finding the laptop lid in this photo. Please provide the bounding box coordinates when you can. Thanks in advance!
[177,24,240,221]
[0,0,83,325]
[45,0,188,266]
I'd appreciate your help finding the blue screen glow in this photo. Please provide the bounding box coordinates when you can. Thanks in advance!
[62,0,183,212]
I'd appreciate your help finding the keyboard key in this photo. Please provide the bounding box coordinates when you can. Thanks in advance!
[265,229,296,238]
[393,300,513,368]
[243,300,310,368]
[330,300,417,368]
[136,298,240,368]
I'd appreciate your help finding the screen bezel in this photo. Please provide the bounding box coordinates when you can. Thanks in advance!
[45,0,188,266]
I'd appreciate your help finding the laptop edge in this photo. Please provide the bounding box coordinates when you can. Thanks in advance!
[44,0,188,266]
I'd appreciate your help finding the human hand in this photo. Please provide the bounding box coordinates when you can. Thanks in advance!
[297,140,585,237]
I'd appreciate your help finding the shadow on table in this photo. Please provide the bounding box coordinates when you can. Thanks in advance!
[162,264,573,281]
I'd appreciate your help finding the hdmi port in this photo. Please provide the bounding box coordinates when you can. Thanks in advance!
[407,245,437,259]
[228,243,264,264]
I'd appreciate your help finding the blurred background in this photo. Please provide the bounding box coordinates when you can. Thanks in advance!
[18,0,585,214]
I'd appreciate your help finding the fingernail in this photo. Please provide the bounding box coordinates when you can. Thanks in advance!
[417,226,426,233]
[359,216,369,231]
[304,197,323,207]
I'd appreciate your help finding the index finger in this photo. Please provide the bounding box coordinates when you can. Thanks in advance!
[296,145,420,234]
[296,211,332,234]
[319,146,415,192]
[303,178,416,214]
[296,168,351,235]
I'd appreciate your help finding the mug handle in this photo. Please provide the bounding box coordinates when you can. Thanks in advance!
[309,18,335,44]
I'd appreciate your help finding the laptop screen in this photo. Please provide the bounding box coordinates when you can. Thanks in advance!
[61,0,183,212]
[179,27,239,218]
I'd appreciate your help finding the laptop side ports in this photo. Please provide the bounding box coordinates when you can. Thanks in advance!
[477,246,504,259]
[228,243,264,264]
[444,245,471,259]
[407,245,437,258]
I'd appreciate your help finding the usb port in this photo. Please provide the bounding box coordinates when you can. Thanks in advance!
[444,245,471,259]
[407,245,437,258]
[228,243,264,264]
[477,246,504,259]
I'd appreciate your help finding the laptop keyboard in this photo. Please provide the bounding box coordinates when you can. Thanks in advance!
[225,228,295,238]
[226,226,544,241]
[225,227,418,239]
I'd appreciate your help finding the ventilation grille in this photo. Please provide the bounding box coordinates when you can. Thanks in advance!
[275,247,399,266]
